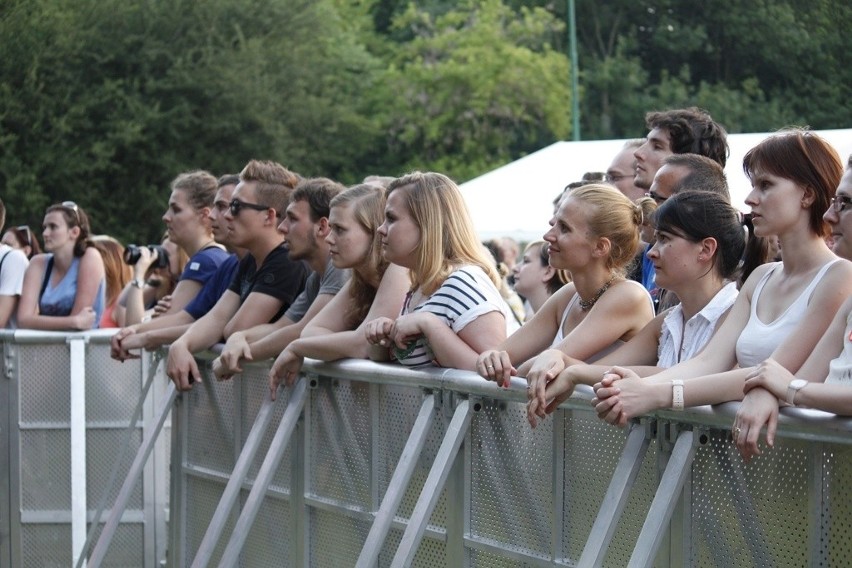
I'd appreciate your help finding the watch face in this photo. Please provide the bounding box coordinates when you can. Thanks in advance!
[791,379,808,390]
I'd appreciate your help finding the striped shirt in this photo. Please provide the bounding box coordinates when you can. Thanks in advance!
[394,265,516,367]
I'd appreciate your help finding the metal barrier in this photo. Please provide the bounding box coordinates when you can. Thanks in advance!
[170,356,852,567]
[0,330,170,568]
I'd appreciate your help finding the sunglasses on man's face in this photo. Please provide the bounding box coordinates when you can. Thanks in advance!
[229,198,272,217]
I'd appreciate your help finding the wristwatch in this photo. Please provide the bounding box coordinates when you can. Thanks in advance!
[671,380,684,411]
[130,279,145,289]
[786,379,808,406]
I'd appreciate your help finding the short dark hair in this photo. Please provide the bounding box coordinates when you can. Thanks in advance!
[654,191,745,281]
[645,107,729,167]
[217,174,240,188]
[290,177,347,221]
[664,153,730,201]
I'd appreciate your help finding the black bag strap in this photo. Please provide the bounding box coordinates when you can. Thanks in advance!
[0,250,10,280]
[39,255,54,299]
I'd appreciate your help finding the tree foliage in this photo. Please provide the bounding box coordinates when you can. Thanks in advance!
[0,0,849,242]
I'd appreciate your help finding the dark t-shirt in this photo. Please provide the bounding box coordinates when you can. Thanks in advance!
[183,254,240,320]
[227,244,309,323]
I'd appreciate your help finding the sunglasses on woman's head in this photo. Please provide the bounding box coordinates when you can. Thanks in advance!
[16,226,32,247]
[61,201,80,224]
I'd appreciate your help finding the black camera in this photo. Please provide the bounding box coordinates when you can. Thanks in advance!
[123,244,170,269]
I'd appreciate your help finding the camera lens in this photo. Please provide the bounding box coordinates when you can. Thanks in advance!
[123,244,142,265]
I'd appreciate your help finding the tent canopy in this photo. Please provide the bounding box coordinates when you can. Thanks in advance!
[461,130,852,242]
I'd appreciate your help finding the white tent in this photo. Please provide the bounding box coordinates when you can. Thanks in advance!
[461,129,852,242]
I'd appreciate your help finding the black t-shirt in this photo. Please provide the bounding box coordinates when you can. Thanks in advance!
[228,244,309,323]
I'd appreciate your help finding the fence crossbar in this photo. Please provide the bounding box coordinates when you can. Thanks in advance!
[216,379,307,568]
[628,430,696,568]
[88,381,177,567]
[190,383,282,568]
[390,399,472,568]
[578,422,651,567]
[356,393,436,568]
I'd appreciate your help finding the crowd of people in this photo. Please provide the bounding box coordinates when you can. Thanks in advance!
[3,106,852,462]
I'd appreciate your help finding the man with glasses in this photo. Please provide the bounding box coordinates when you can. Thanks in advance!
[823,155,852,260]
[166,160,309,391]
[605,139,645,201]
[212,176,351,380]
[0,198,29,328]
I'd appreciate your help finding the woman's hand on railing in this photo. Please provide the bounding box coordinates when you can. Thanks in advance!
[111,326,141,361]
[213,332,251,381]
[476,350,516,387]
[527,367,577,428]
[591,367,648,427]
[269,347,304,400]
[364,317,395,348]
[732,386,779,462]
[525,349,567,410]
[72,307,97,330]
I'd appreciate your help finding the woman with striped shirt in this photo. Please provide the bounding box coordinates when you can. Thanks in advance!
[364,172,517,369]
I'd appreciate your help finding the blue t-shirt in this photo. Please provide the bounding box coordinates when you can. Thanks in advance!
[183,254,240,320]
[179,246,229,286]
[39,254,106,328]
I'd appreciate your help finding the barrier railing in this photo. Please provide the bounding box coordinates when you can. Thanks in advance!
[4,332,851,567]
[0,330,170,568]
[170,355,852,567]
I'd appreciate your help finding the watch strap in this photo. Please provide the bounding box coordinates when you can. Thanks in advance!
[672,379,684,411]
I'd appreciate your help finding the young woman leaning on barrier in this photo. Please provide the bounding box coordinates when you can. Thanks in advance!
[266,184,409,395]
[363,171,518,370]
[592,130,852,435]
[526,191,745,426]
[731,154,852,461]
[476,183,655,387]
[17,201,106,330]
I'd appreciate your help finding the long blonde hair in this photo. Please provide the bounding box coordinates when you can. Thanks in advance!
[387,172,499,295]
[330,184,389,327]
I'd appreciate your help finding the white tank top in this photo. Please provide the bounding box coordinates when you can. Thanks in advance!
[826,308,852,385]
[735,260,840,367]
[550,280,651,362]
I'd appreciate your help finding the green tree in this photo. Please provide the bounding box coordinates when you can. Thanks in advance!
[0,0,383,243]
[374,0,572,181]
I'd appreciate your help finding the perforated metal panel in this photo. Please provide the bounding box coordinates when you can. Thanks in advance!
[84,523,145,568]
[18,343,71,423]
[377,384,448,529]
[690,430,811,567]
[186,369,238,473]
[560,410,631,563]
[85,342,139,423]
[184,476,234,566]
[240,365,293,492]
[821,444,852,566]
[470,399,553,558]
[309,377,373,508]
[380,526,449,567]
[85,428,143,508]
[20,429,72,509]
[21,524,72,568]
[239,493,292,567]
[309,508,371,565]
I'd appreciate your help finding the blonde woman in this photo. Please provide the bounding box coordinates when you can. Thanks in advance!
[268,184,409,392]
[477,184,655,386]
[364,172,517,370]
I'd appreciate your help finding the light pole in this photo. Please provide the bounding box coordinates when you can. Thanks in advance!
[567,0,580,140]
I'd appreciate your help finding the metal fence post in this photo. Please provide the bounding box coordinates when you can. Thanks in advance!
[68,337,88,568]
